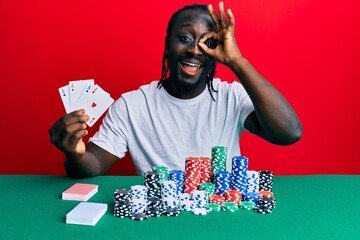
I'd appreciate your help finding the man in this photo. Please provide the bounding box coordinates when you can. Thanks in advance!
[49,2,303,178]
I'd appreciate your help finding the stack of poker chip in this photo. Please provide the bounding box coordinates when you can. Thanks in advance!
[152,166,169,181]
[230,156,248,193]
[161,180,178,198]
[254,194,276,214]
[246,170,259,193]
[222,202,239,212]
[179,192,196,211]
[131,185,148,215]
[224,189,242,204]
[192,207,210,215]
[144,171,162,198]
[146,196,163,217]
[204,203,221,212]
[199,157,212,183]
[161,180,180,209]
[239,201,256,210]
[259,170,274,191]
[113,189,132,218]
[242,192,260,204]
[179,199,196,211]
[168,170,185,195]
[211,146,227,173]
[214,170,230,194]
[190,190,208,208]
[199,182,215,196]
[184,157,201,193]
[208,194,225,205]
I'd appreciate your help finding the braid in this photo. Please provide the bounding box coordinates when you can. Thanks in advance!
[207,66,217,101]
[157,4,218,101]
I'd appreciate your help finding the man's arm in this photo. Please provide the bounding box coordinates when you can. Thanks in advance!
[199,2,303,145]
[231,58,302,145]
[64,142,119,178]
[49,109,118,178]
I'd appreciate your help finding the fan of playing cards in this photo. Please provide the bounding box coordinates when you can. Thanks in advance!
[58,79,114,127]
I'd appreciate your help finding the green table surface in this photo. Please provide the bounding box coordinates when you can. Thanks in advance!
[0,175,359,240]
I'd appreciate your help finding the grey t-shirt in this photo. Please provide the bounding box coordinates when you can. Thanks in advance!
[90,79,254,175]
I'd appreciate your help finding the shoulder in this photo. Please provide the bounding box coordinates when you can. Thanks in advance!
[120,81,159,100]
[213,78,247,97]
[122,81,159,96]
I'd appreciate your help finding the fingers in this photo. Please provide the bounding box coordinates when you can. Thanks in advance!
[198,32,218,55]
[218,2,228,29]
[227,8,235,32]
[49,109,89,152]
[208,4,220,31]
[208,2,235,32]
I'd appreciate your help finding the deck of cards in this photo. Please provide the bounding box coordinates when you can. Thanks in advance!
[58,79,114,127]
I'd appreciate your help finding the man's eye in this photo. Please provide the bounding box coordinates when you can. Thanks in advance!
[180,36,192,42]
[205,39,218,49]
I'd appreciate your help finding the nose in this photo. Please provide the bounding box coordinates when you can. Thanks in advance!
[187,41,203,56]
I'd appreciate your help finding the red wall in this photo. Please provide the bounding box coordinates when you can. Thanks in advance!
[1,0,359,176]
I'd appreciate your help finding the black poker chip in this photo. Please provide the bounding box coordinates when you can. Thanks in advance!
[254,206,273,214]
[130,213,148,221]
[163,208,180,217]
[146,207,163,217]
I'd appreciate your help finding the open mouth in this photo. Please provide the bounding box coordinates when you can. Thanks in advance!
[180,60,203,76]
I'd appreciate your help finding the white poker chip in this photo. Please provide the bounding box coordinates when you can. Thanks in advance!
[192,207,209,216]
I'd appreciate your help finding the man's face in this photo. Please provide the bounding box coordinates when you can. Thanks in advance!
[167,10,216,90]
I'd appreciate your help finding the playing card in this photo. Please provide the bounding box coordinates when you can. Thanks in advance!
[75,84,114,127]
[69,79,94,111]
[71,83,93,111]
[58,85,71,113]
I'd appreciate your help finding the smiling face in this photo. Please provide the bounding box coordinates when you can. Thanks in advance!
[166,10,216,98]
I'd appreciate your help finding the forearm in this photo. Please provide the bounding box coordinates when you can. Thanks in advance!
[230,57,303,144]
[64,152,106,178]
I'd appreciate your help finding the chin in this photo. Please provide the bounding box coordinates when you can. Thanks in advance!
[176,74,203,89]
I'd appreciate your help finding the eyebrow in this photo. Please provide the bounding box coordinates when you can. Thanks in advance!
[179,22,214,30]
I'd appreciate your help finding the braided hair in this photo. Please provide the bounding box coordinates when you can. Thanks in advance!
[157,4,218,101]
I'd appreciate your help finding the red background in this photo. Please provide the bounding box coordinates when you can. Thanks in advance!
[1,0,359,176]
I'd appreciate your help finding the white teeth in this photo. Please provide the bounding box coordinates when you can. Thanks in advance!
[182,61,201,67]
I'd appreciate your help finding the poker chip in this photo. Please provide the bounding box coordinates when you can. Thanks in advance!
[258,190,274,199]
[169,170,185,195]
[205,203,221,212]
[221,202,239,212]
[152,166,169,181]
[184,157,201,193]
[144,171,162,198]
[254,206,272,214]
[224,189,242,204]
[239,201,256,210]
[246,170,259,193]
[163,207,181,217]
[199,157,212,183]
[230,156,248,193]
[112,146,277,220]
[208,194,225,205]
[214,170,231,195]
[259,170,274,191]
[146,207,163,217]
[192,207,209,216]
[211,146,227,173]
[131,213,148,221]
[199,182,215,196]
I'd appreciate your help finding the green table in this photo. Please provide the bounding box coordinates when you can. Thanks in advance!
[0,175,359,240]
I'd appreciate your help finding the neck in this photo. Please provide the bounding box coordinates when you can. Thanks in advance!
[162,78,207,99]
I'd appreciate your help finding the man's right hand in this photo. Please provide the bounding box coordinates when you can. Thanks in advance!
[49,109,89,161]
